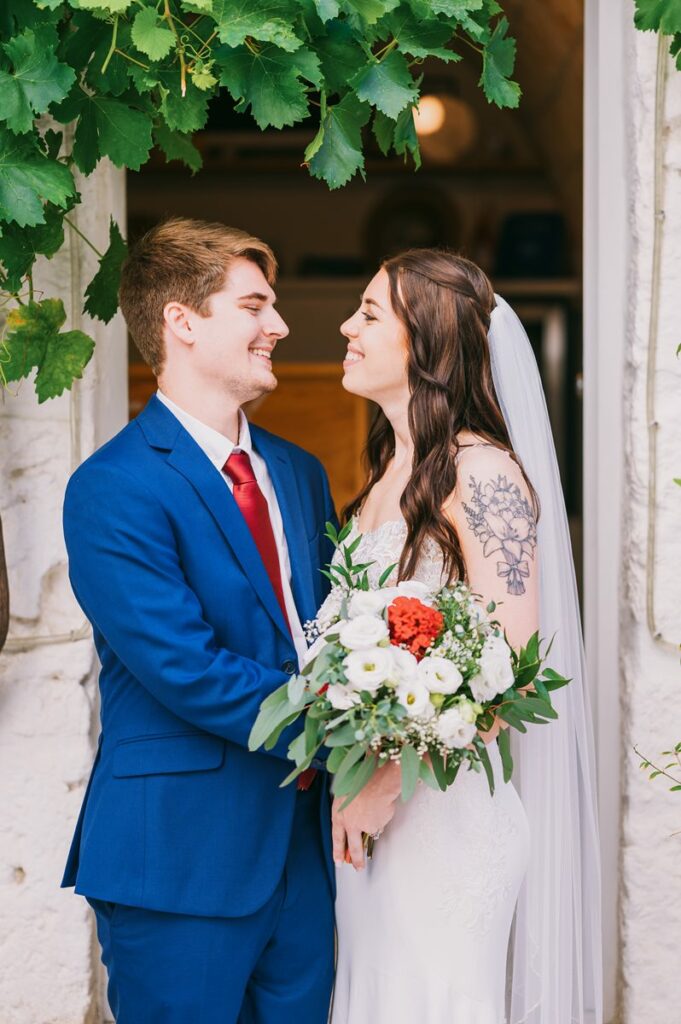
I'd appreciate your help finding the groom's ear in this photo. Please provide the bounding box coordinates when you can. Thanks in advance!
[162,301,196,348]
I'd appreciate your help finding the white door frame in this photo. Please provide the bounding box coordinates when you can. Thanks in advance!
[583,1,629,1020]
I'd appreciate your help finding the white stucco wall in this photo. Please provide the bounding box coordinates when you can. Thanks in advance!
[0,162,126,1024]
[619,25,681,1024]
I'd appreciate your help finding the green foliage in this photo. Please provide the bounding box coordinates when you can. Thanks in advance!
[634,0,681,69]
[83,217,128,323]
[0,0,520,401]
[2,297,95,402]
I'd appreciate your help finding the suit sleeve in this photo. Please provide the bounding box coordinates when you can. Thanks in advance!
[63,463,298,760]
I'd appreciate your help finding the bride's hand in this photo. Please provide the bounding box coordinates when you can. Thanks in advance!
[332,759,402,871]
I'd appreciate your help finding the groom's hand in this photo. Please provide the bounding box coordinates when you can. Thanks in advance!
[332,760,402,870]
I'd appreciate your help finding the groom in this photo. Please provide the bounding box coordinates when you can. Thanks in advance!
[61,217,336,1022]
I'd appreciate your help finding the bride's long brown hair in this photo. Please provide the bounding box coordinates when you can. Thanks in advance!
[343,248,539,583]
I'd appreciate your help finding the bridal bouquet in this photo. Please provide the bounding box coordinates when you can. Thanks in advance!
[249,522,568,810]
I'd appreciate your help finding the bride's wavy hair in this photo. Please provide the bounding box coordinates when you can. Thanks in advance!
[343,248,539,583]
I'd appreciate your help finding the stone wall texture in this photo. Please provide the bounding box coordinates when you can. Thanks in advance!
[0,162,126,1024]
[619,25,681,1024]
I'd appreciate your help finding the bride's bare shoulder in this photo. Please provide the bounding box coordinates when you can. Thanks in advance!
[445,441,532,518]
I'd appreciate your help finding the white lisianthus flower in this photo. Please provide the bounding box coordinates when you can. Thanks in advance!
[380,580,434,608]
[339,614,389,651]
[435,707,478,749]
[475,634,515,698]
[418,656,463,694]
[326,683,361,710]
[469,672,498,703]
[343,647,393,693]
[388,646,419,686]
[348,590,390,618]
[396,679,433,718]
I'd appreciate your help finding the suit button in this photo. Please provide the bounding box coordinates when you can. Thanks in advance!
[282,660,297,675]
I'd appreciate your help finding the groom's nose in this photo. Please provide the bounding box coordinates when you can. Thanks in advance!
[264,308,289,340]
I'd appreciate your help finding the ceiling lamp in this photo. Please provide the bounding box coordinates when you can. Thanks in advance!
[413,93,477,164]
[413,95,447,136]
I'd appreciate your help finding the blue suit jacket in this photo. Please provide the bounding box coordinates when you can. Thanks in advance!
[61,395,336,918]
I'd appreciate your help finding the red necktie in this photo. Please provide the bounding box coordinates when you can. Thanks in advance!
[223,450,316,791]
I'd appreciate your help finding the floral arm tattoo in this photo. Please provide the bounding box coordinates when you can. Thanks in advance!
[462,474,537,596]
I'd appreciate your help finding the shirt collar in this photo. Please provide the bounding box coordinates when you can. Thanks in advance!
[156,390,253,472]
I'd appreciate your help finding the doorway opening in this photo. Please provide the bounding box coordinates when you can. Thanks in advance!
[126,1,584,554]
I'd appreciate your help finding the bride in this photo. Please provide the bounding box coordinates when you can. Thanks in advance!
[329,249,602,1024]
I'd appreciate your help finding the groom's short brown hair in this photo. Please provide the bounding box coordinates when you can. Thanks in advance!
[119,217,278,375]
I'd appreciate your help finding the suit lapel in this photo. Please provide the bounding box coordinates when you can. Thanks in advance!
[252,430,317,629]
[159,421,292,643]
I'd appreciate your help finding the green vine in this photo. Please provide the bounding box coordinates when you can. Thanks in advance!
[634,0,681,67]
[0,0,520,402]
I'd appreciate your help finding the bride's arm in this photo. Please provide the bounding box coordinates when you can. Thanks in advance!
[445,447,540,741]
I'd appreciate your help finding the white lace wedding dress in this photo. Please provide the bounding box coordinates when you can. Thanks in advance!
[330,517,531,1024]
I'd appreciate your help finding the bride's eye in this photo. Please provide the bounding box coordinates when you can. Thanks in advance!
[362,311,376,322]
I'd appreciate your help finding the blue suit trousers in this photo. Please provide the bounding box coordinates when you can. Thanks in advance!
[88,784,334,1024]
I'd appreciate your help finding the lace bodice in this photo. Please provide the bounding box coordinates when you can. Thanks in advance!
[339,516,449,591]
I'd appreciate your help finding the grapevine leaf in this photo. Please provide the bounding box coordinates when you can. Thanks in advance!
[92,96,154,170]
[315,21,367,94]
[0,134,75,227]
[131,7,176,61]
[634,0,681,33]
[384,9,461,62]
[372,109,394,155]
[426,0,484,15]
[72,101,99,175]
[85,21,133,96]
[218,44,312,130]
[342,0,400,26]
[211,0,304,53]
[190,63,219,91]
[3,298,95,401]
[153,123,202,172]
[291,46,323,88]
[74,0,135,13]
[35,328,96,402]
[393,103,420,167]
[57,90,155,172]
[480,17,521,109]
[352,50,418,120]
[58,11,108,80]
[180,0,213,10]
[159,76,210,133]
[0,27,76,135]
[126,62,160,94]
[0,204,65,291]
[308,92,370,189]
[83,218,128,324]
[313,0,340,20]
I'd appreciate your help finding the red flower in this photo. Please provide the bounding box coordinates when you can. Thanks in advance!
[388,597,444,661]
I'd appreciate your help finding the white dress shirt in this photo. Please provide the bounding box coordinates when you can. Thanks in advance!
[156,390,307,663]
